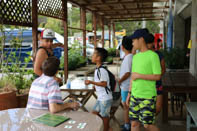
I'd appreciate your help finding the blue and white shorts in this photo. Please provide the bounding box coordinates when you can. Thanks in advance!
[93,99,113,117]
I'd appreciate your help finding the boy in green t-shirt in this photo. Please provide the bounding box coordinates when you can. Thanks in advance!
[126,29,161,131]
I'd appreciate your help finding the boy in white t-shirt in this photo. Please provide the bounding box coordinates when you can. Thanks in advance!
[85,48,113,131]
[118,36,133,131]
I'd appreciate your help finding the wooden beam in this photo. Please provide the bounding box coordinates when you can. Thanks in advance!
[83,0,169,6]
[68,0,99,10]
[110,16,164,19]
[0,21,32,27]
[114,18,163,22]
[112,23,115,48]
[104,11,165,16]
[96,6,169,12]
[108,23,111,48]
[81,7,86,57]
[32,0,38,63]
[93,12,97,48]
[99,0,114,12]
[101,18,104,48]
[62,0,68,83]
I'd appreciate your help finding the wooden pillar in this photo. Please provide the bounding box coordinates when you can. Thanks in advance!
[80,7,86,57]
[101,18,104,48]
[108,23,111,48]
[93,12,97,48]
[32,0,38,61]
[62,0,68,83]
[113,22,116,48]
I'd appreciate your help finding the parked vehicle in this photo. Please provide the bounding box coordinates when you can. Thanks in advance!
[0,28,63,68]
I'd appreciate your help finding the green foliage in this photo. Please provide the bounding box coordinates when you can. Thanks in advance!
[146,21,160,34]
[1,50,33,94]
[60,42,87,70]
[41,17,64,35]
[107,47,116,57]
[0,27,33,94]
[106,56,113,64]
[160,48,188,69]
[115,21,142,35]
[39,7,160,37]
[115,21,160,35]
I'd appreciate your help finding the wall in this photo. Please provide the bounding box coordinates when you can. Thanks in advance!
[173,15,185,49]
[189,0,197,77]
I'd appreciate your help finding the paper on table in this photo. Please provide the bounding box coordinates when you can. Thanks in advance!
[33,113,70,127]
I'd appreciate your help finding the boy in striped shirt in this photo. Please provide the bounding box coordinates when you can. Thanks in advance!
[27,56,79,113]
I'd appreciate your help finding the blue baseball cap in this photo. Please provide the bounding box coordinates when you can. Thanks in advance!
[129,28,149,40]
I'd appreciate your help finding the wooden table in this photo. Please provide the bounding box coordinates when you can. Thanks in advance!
[0,108,103,131]
[185,102,197,131]
[162,72,197,123]
[60,76,97,112]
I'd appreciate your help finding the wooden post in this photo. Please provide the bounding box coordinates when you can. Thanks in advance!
[32,0,38,61]
[113,22,116,48]
[81,7,86,57]
[62,0,68,83]
[101,18,104,48]
[108,23,111,48]
[93,12,97,48]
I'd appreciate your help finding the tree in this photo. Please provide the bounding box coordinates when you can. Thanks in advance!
[115,20,160,35]
[146,21,160,34]
[115,21,142,35]
[43,17,64,35]
[38,7,160,37]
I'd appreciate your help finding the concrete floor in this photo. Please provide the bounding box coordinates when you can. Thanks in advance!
[82,94,197,131]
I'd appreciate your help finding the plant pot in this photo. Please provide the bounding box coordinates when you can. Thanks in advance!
[0,91,18,110]
[17,93,29,108]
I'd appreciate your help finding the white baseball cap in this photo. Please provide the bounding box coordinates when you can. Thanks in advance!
[41,29,55,39]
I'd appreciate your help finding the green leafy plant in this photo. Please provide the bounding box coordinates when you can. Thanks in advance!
[107,47,116,57]
[1,49,33,94]
[105,56,113,64]
[60,42,87,70]
[160,48,188,69]
[0,27,33,94]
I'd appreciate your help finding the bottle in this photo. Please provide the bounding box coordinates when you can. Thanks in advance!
[84,77,88,89]
[66,79,71,89]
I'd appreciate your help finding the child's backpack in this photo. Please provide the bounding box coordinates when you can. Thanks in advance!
[97,65,121,101]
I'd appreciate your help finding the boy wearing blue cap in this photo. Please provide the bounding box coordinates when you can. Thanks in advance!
[126,29,161,131]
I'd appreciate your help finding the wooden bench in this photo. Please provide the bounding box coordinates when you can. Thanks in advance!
[185,102,197,131]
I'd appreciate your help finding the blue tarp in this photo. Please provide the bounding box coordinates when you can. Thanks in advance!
[167,9,173,49]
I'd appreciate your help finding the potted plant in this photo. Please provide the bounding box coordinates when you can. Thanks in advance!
[0,78,18,110]
[1,51,33,108]
[0,27,33,109]
[160,48,189,71]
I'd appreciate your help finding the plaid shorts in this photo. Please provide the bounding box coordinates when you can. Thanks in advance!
[129,95,156,125]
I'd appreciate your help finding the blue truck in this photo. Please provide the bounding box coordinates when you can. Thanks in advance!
[0,28,64,68]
